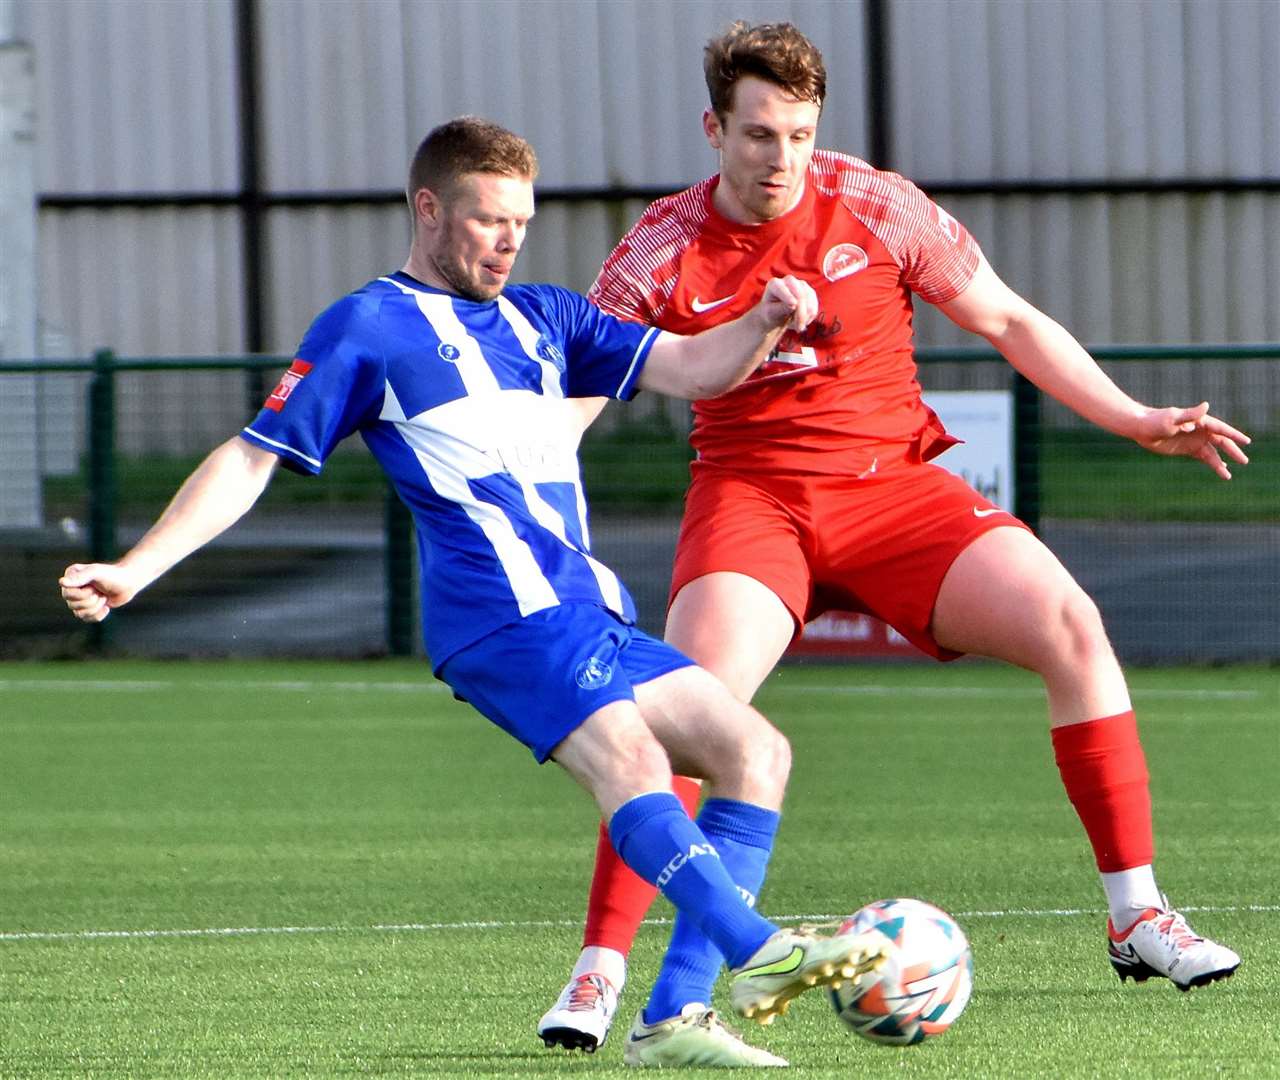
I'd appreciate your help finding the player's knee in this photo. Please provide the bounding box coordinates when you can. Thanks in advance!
[606,723,673,791]
[1044,587,1113,672]
[732,711,792,800]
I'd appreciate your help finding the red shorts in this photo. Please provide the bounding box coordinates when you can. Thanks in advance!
[669,461,1033,660]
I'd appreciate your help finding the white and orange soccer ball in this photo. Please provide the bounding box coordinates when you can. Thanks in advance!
[829,897,973,1045]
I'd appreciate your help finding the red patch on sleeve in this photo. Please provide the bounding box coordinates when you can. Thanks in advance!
[264,359,314,412]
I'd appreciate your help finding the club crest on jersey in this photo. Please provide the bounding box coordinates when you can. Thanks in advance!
[575,656,613,690]
[264,359,313,412]
[438,342,462,363]
[822,243,869,282]
[536,336,566,372]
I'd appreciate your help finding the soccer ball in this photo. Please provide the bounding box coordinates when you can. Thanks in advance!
[829,897,972,1045]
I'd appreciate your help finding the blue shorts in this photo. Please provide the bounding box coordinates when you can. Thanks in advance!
[438,603,695,762]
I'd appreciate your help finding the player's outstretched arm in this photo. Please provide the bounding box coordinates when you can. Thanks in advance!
[638,276,818,400]
[938,259,1251,479]
[59,436,280,622]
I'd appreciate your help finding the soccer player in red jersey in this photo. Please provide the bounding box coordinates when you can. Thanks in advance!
[539,21,1245,1063]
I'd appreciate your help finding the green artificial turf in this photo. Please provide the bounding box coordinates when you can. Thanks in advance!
[1,660,1275,1077]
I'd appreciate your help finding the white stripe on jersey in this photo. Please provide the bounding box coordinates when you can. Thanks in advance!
[240,427,323,470]
[574,480,626,612]
[497,296,563,397]
[379,276,501,396]
[413,292,502,395]
[514,477,626,613]
[621,327,662,391]
[388,395,560,619]
[417,448,561,618]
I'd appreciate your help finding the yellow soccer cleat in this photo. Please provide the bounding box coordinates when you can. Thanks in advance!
[729,927,886,1025]
[623,1003,788,1067]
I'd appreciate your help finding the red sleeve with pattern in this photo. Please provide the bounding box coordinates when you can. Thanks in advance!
[814,151,981,305]
[587,181,714,325]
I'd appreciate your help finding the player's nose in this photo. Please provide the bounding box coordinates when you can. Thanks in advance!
[497,223,521,252]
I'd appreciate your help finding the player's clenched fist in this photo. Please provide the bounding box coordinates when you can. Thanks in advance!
[59,562,139,623]
[760,275,818,332]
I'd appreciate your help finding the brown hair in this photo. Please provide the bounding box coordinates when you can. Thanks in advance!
[406,116,539,204]
[703,21,826,119]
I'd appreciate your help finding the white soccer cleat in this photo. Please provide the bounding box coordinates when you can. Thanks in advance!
[1108,900,1241,991]
[537,972,620,1053]
[729,927,887,1025]
[622,1003,789,1068]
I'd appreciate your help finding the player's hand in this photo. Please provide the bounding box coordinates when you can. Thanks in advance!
[59,562,142,622]
[1132,402,1251,480]
[759,275,818,332]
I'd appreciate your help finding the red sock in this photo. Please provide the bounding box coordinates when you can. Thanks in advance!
[582,775,702,952]
[1051,710,1154,872]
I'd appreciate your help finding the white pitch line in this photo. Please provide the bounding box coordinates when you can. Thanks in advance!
[0,679,448,694]
[775,686,1261,700]
[0,679,1260,700]
[3,905,1275,944]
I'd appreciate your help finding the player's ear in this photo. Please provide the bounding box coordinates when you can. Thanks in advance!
[412,186,443,227]
[703,108,723,150]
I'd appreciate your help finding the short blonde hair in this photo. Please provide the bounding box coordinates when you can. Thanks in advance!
[406,116,539,204]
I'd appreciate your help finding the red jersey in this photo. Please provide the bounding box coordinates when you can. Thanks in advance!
[588,150,982,475]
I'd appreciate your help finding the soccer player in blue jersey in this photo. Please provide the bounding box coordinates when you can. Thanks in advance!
[60,117,885,1066]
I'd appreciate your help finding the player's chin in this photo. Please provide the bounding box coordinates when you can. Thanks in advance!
[460,281,504,302]
[471,273,509,301]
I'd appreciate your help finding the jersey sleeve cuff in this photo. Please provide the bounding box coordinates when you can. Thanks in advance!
[615,326,662,401]
[239,427,322,475]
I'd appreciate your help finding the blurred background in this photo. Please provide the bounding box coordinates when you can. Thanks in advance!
[1,0,1277,661]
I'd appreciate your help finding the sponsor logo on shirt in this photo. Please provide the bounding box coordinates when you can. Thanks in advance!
[438,342,462,363]
[691,294,735,313]
[822,243,869,282]
[264,359,313,413]
[574,656,613,690]
[497,440,576,480]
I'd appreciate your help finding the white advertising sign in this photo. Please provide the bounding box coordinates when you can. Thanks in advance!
[923,390,1014,511]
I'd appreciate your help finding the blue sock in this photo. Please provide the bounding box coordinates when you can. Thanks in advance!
[642,798,780,1023]
[608,793,776,974]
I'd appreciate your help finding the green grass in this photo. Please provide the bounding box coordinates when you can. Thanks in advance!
[1,660,1276,1078]
[43,428,1277,522]
[1039,430,1280,521]
[42,451,393,517]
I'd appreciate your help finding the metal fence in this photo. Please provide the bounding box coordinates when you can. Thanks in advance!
[2,345,1277,663]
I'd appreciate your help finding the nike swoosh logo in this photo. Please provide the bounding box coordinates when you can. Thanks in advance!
[628,1030,663,1043]
[743,945,805,978]
[972,507,1004,518]
[691,295,734,312]
[1109,941,1140,961]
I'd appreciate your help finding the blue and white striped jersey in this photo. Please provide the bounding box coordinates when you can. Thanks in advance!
[242,271,660,666]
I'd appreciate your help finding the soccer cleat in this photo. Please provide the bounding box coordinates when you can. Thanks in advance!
[1108,900,1241,991]
[729,927,887,1025]
[622,1003,789,1068]
[537,972,619,1052]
